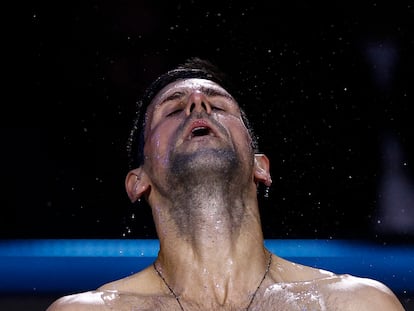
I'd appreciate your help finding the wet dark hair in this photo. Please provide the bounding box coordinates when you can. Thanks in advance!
[127,57,259,169]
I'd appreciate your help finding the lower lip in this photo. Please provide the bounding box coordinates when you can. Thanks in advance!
[190,135,215,141]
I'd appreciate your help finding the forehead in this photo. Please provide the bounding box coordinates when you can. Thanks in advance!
[148,78,234,108]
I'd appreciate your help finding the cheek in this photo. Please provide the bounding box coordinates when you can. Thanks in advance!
[218,115,253,151]
[144,127,172,168]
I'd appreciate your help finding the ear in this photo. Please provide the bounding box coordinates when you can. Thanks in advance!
[125,168,150,203]
[253,154,272,187]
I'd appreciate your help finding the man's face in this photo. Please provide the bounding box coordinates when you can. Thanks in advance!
[142,78,254,184]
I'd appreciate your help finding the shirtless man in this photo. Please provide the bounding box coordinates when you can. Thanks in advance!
[47,58,404,310]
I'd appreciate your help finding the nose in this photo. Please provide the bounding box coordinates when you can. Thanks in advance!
[185,91,212,116]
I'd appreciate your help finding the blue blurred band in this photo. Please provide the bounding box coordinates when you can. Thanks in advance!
[0,239,412,294]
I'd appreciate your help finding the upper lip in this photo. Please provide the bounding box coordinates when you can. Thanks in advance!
[183,118,219,141]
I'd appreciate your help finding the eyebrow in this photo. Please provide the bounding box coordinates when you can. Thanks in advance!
[200,86,234,101]
[159,86,235,106]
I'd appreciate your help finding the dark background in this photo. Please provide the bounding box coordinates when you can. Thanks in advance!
[2,1,414,242]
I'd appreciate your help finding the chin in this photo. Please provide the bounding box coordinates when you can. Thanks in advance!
[170,148,240,177]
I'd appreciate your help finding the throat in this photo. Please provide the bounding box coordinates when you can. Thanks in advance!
[164,145,251,239]
[168,183,247,241]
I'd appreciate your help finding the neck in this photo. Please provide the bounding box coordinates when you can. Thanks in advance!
[152,181,269,306]
[172,185,246,242]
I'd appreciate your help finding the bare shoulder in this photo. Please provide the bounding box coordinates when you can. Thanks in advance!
[272,255,336,281]
[46,265,159,311]
[46,291,108,311]
[322,274,405,310]
[98,265,159,294]
[271,256,404,310]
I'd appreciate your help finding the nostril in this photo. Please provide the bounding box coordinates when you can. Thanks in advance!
[189,102,208,113]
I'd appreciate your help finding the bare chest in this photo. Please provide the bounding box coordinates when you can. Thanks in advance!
[100,283,334,311]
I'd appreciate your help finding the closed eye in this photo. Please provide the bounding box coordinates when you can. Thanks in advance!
[212,106,224,111]
[166,109,183,117]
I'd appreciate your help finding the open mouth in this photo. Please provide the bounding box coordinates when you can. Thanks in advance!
[185,119,218,141]
[189,126,213,139]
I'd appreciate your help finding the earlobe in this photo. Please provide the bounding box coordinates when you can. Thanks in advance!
[254,154,272,187]
[125,168,150,202]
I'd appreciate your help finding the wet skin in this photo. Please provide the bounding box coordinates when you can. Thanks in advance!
[141,79,256,199]
[47,256,404,310]
[47,79,405,311]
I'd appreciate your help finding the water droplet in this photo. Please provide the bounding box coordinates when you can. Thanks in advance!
[264,186,270,198]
